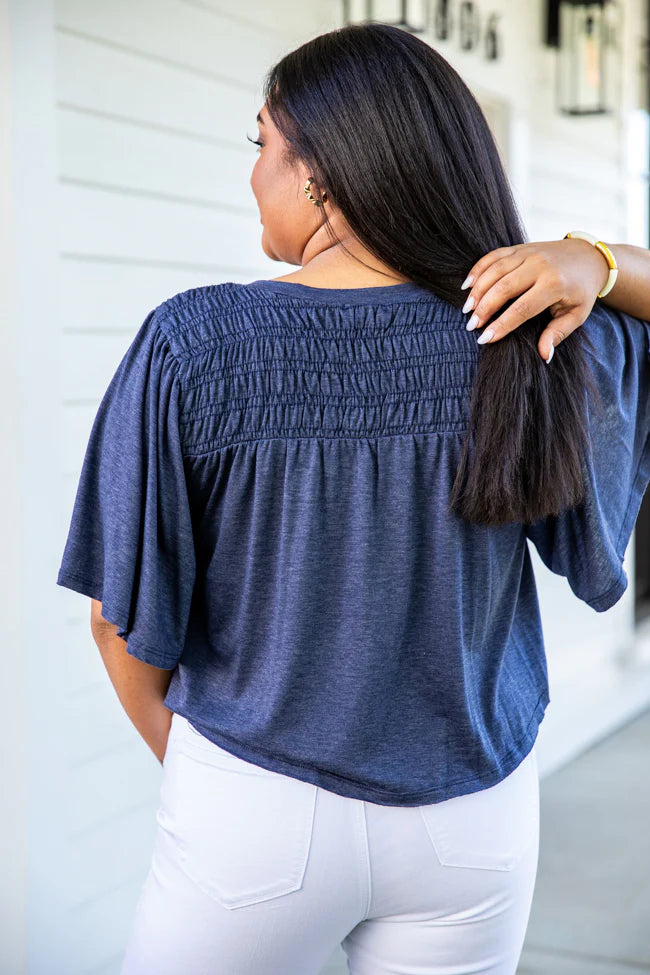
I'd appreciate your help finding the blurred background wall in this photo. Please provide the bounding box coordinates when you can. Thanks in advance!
[1,1,649,972]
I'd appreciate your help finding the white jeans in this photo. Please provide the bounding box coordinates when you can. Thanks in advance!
[121,711,540,975]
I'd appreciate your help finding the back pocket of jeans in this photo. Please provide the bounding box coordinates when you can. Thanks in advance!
[417,746,539,871]
[158,718,318,909]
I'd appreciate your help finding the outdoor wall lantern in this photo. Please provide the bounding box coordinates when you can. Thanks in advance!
[545,0,621,115]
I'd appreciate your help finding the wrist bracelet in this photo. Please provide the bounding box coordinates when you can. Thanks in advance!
[564,231,618,298]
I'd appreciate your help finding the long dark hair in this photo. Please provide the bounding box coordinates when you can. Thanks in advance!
[261,22,601,527]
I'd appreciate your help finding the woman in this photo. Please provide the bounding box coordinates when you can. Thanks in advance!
[56,22,650,975]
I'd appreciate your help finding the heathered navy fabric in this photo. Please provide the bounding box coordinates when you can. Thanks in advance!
[56,279,650,806]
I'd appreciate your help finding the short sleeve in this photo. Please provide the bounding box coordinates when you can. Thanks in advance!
[525,302,650,612]
[56,306,196,669]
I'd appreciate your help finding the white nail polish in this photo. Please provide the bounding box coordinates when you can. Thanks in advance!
[461,275,474,290]
[477,328,494,345]
[546,342,555,364]
[462,295,475,314]
[466,314,479,331]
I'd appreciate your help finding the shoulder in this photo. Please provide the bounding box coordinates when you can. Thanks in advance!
[151,282,264,357]
[157,282,265,328]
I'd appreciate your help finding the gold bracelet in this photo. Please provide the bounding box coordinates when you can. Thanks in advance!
[564,231,618,298]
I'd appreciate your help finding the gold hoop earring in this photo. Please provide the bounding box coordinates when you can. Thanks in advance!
[304,177,328,207]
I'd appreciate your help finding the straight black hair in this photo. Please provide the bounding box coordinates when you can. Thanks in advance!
[261,22,602,527]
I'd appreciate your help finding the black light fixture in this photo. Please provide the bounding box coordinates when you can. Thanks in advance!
[341,0,428,33]
[545,0,621,116]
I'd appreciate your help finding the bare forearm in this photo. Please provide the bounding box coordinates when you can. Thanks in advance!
[91,622,173,765]
[599,242,650,321]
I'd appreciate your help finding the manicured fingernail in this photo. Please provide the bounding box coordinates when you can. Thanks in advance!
[545,342,554,364]
[462,294,475,314]
[466,313,479,331]
[461,275,474,290]
[477,328,495,345]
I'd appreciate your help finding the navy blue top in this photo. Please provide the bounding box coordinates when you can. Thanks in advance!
[56,279,650,806]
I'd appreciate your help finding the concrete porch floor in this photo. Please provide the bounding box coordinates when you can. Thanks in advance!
[517,705,650,974]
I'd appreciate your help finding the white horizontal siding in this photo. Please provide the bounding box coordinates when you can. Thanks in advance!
[57,182,261,270]
[527,124,629,243]
[1,0,28,968]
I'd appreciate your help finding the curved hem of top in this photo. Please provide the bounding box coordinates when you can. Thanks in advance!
[244,278,439,304]
[176,689,550,807]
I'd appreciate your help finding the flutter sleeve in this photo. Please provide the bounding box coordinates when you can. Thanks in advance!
[524,303,650,612]
[56,306,196,669]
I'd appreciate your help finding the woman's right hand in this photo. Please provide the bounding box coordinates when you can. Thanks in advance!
[458,237,614,363]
